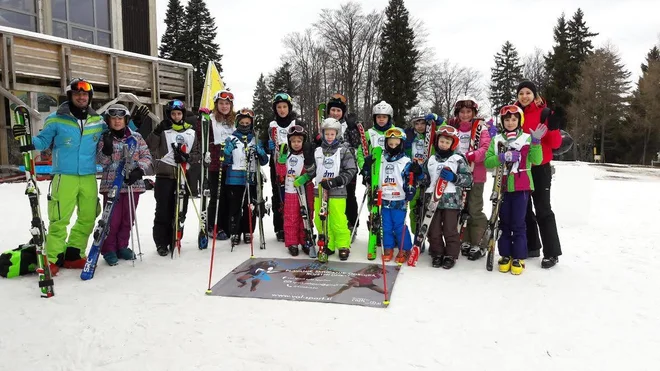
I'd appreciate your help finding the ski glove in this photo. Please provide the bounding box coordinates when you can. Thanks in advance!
[256,144,267,158]
[530,124,548,144]
[153,120,172,136]
[320,177,342,190]
[346,113,358,130]
[440,168,457,182]
[268,139,275,152]
[125,167,143,186]
[499,150,521,163]
[425,113,438,124]
[131,105,150,129]
[409,162,422,177]
[547,105,566,131]
[204,151,211,164]
[101,132,114,156]
[488,122,498,138]
[198,107,211,115]
[172,144,190,164]
[405,185,416,201]
[0,244,37,278]
[465,151,476,163]
[303,142,315,166]
[11,125,27,138]
[293,174,311,187]
[225,137,239,155]
[362,155,374,171]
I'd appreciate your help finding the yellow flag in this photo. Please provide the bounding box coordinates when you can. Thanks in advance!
[199,62,224,110]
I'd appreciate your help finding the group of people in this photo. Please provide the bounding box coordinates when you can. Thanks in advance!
[6,77,563,279]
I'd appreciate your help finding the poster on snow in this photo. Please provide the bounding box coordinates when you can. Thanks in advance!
[209,258,400,308]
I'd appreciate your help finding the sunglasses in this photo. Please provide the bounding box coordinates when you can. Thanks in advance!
[287,125,305,135]
[274,92,292,103]
[330,93,347,104]
[238,108,255,118]
[107,108,128,117]
[71,81,92,92]
[499,105,522,116]
[214,90,234,102]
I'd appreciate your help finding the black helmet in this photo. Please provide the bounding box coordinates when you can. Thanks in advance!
[165,100,186,122]
[66,78,93,104]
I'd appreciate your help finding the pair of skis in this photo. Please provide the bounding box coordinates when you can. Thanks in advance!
[295,185,316,258]
[367,147,383,260]
[482,142,511,271]
[458,119,483,259]
[316,184,329,263]
[412,118,437,253]
[198,112,211,250]
[407,174,449,267]
[12,106,54,297]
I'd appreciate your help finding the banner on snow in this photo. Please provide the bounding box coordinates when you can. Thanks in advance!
[208,258,400,308]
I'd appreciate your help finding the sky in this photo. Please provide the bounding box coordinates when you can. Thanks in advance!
[156,0,660,110]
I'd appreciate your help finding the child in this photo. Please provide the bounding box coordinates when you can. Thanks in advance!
[299,118,357,261]
[484,105,544,275]
[447,97,491,260]
[367,127,419,264]
[146,100,200,257]
[357,101,394,170]
[282,125,315,256]
[223,108,269,246]
[198,89,235,240]
[404,110,435,236]
[97,104,153,265]
[267,92,299,243]
[422,126,473,269]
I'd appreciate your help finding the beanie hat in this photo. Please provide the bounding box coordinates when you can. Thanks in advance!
[516,80,537,97]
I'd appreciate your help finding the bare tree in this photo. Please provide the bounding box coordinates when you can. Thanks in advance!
[522,47,549,94]
[423,60,485,118]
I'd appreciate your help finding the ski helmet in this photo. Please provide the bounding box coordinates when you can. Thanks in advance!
[287,124,308,145]
[434,125,460,152]
[499,105,525,131]
[213,89,234,102]
[272,91,293,114]
[384,127,406,156]
[165,100,186,122]
[66,78,93,104]
[408,106,425,125]
[372,100,394,117]
[103,103,131,125]
[320,117,342,139]
[453,96,479,117]
[235,107,255,134]
[326,93,347,119]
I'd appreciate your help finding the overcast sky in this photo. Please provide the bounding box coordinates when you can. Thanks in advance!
[156,0,659,109]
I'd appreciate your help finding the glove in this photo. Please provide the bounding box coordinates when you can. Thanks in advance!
[488,122,498,138]
[19,144,35,152]
[530,124,548,144]
[303,142,315,166]
[548,105,566,131]
[424,113,437,124]
[346,113,358,130]
[256,144,267,158]
[11,125,27,138]
[153,120,172,136]
[172,144,190,164]
[409,162,422,176]
[293,174,311,187]
[131,105,150,129]
[204,151,211,164]
[0,244,37,278]
[314,133,322,147]
[320,177,341,190]
[440,168,457,182]
[125,167,143,185]
[268,139,275,152]
[225,137,239,155]
[198,107,211,115]
[499,150,521,163]
[101,132,114,156]
[278,144,288,164]
[465,151,476,163]
[363,155,374,170]
[405,186,416,201]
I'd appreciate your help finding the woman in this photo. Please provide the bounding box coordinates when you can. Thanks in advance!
[514,80,564,268]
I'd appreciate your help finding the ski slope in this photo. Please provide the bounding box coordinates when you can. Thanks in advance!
[0,162,658,371]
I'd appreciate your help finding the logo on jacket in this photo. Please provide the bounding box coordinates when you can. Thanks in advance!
[323,158,334,169]
[289,157,299,167]
[377,136,385,147]
[415,141,424,151]
[385,164,395,175]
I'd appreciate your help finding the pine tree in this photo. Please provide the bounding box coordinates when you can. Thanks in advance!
[567,9,598,66]
[252,73,274,136]
[269,63,297,98]
[489,41,523,114]
[544,14,574,108]
[629,46,660,164]
[158,0,186,61]
[376,0,419,126]
[641,46,660,74]
[179,0,223,108]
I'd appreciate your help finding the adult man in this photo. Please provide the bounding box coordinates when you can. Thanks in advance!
[13,78,106,272]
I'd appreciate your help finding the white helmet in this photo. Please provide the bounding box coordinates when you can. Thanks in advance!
[453,96,479,116]
[320,117,342,133]
[372,101,393,117]
[408,106,425,124]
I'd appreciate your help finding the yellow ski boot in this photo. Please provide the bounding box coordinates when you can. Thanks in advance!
[498,256,512,273]
[511,259,525,275]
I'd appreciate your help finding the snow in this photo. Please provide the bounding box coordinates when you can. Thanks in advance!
[1,162,659,371]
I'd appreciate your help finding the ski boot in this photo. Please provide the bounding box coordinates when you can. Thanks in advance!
[498,256,512,273]
[441,256,456,270]
[157,245,169,257]
[287,245,299,256]
[383,249,394,262]
[460,242,471,256]
[117,247,134,260]
[103,252,119,266]
[338,248,350,261]
[511,259,525,275]
[541,256,558,269]
[243,233,251,244]
[230,234,241,247]
[467,245,486,261]
[301,243,310,256]
[367,245,377,260]
[395,250,408,265]
[214,230,229,240]
[431,255,443,268]
[276,230,285,242]
[419,242,426,254]
[62,247,87,269]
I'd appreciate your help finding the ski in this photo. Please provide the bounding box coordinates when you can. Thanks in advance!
[316,184,329,263]
[481,142,510,271]
[295,185,316,258]
[413,118,437,253]
[81,138,136,280]
[172,140,188,258]
[367,147,383,260]
[209,143,226,254]
[270,127,285,214]
[12,106,54,297]
[407,175,449,267]
[458,119,482,257]
[317,103,326,134]
[253,133,268,250]
[198,111,211,249]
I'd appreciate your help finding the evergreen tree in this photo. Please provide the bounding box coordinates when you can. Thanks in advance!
[489,41,523,114]
[158,0,186,61]
[269,62,297,99]
[252,73,274,136]
[567,8,598,65]
[628,46,660,164]
[179,0,223,108]
[641,46,660,74]
[376,0,419,126]
[544,14,574,108]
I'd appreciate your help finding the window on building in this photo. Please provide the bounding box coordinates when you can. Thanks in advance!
[52,0,112,47]
[0,0,37,32]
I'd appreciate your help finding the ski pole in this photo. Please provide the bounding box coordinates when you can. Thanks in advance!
[377,190,389,306]
[397,173,414,266]
[127,186,136,267]
[128,185,143,262]
[350,190,368,242]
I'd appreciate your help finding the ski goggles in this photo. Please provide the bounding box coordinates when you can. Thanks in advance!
[436,125,458,136]
[170,100,185,109]
[70,80,92,92]
[214,90,234,102]
[273,92,292,103]
[329,93,347,104]
[287,125,306,135]
[455,100,478,110]
[384,127,405,139]
[499,105,523,116]
[106,108,129,117]
[237,108,255,118]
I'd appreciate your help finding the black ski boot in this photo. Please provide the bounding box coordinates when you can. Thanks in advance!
[338,248,350,261]
[301,243,310,256]
[442,256,456,270]
[276,230,285,242]
[541,256,558,269]
[243,233,251,244]
[157,245,169,257]
[460,242,471,256]
[467,245,486,261]
[287,245,299,256]
[231,234,241,247]
[431,256,443,268]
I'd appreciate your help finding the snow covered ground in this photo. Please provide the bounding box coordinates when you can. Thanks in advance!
[1,161,658,371]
